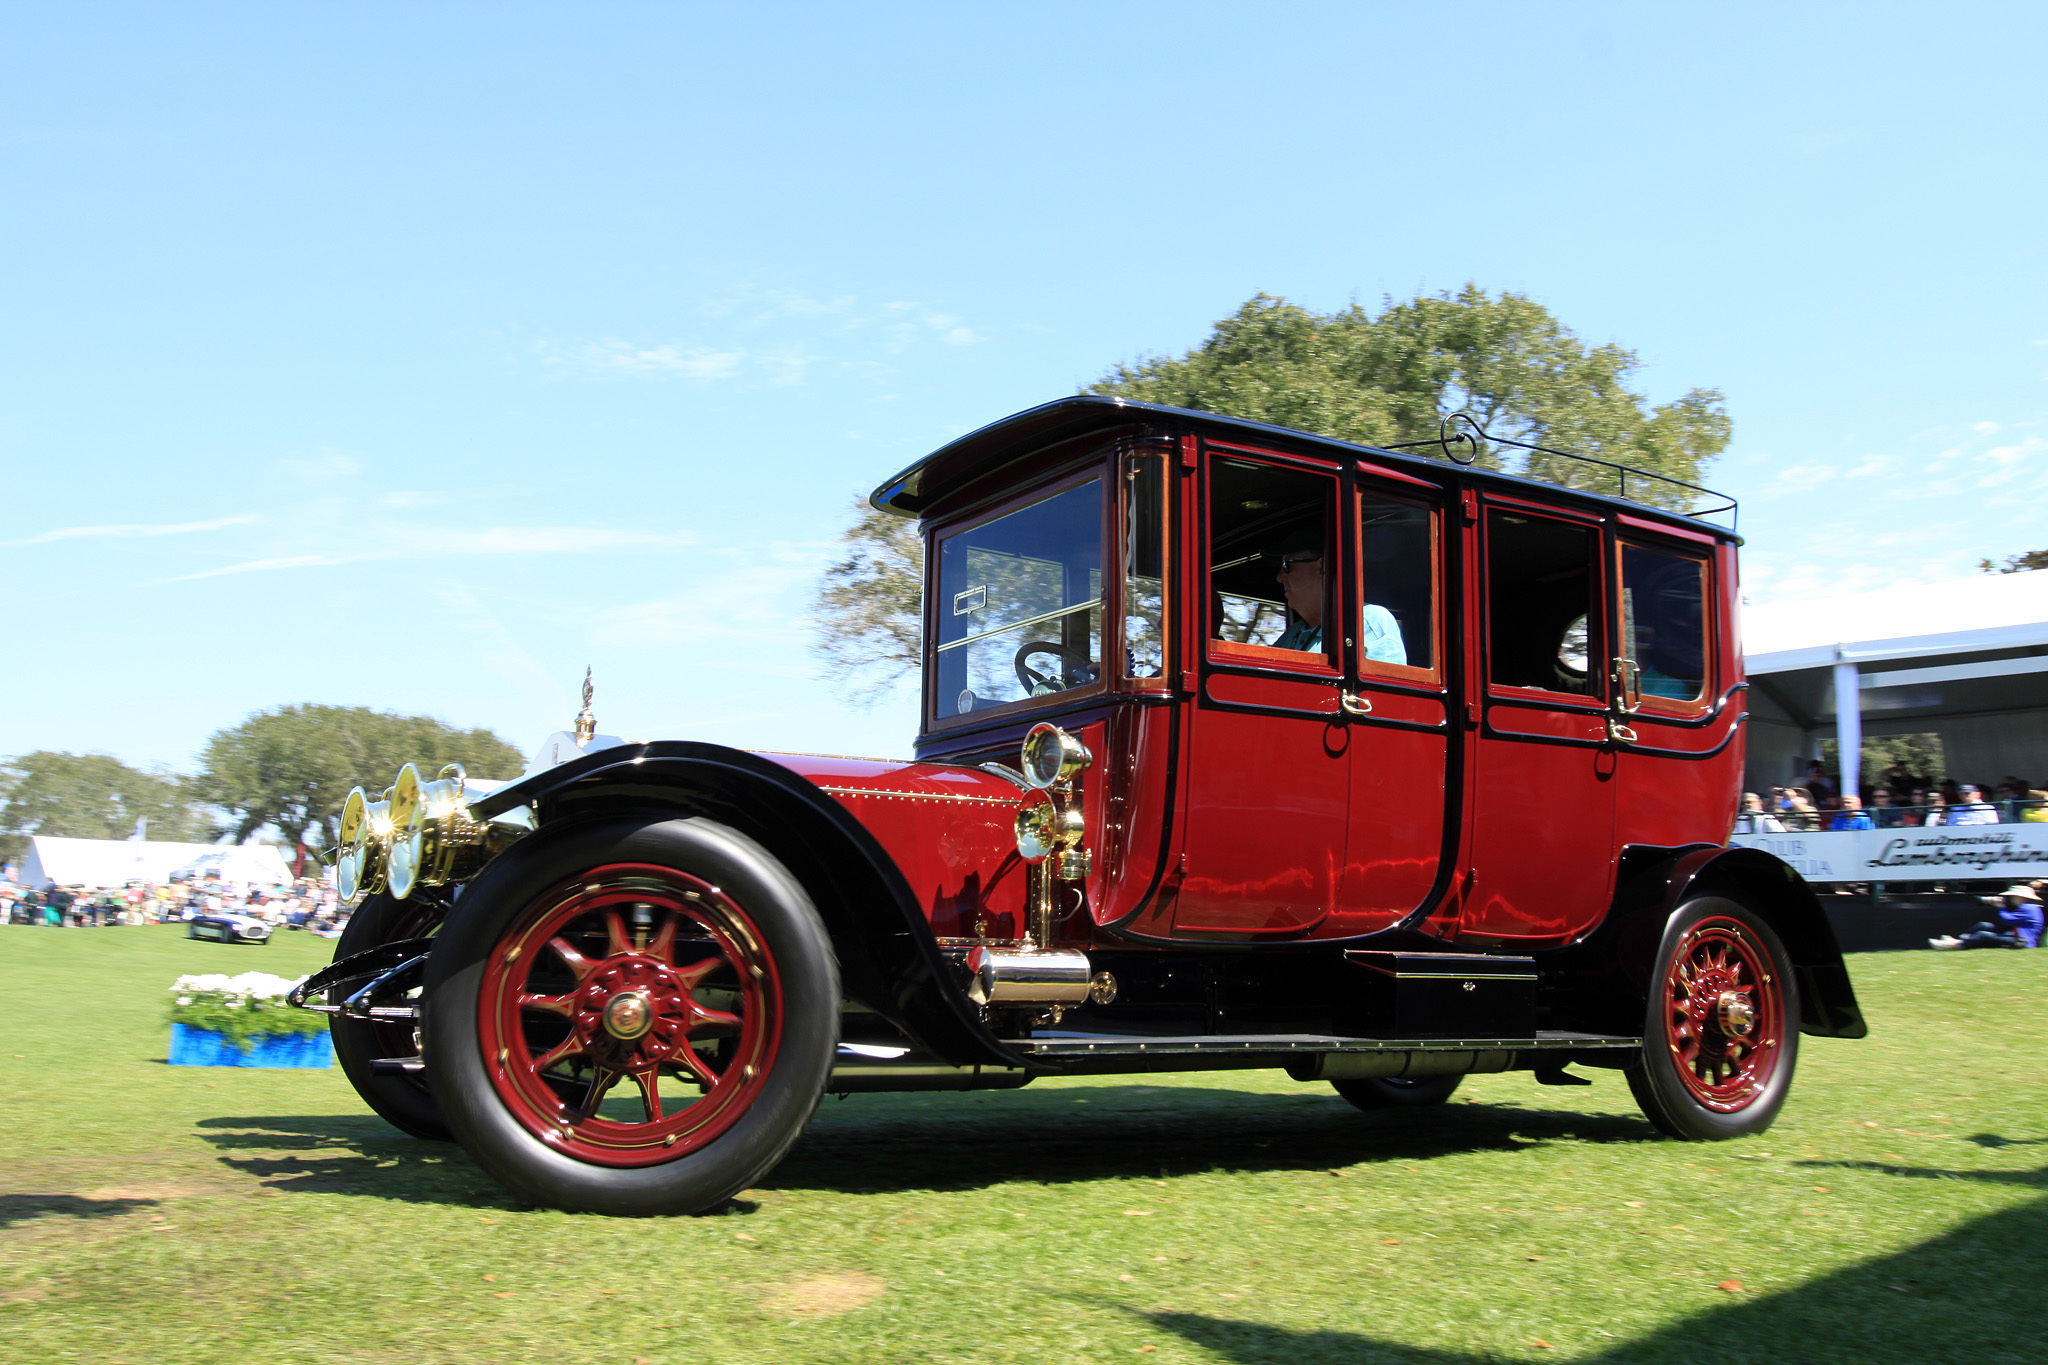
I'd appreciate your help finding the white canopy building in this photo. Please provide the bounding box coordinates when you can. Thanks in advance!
[16,836,294,890]
[1742,570,2048,798]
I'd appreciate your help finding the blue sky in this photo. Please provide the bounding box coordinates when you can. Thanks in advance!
[4,3,2045,774]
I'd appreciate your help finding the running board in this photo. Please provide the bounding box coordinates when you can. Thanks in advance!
[1002,1029,1640,1077]
[1009,1029,1639,1056]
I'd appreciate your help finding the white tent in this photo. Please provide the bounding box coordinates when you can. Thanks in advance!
[16,836,293,890]
[1743,570,2048,796]
[168,846,296,886]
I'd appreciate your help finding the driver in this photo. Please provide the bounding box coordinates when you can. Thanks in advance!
[1272,534,1406,665]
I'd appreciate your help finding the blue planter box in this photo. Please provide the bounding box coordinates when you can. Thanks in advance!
[169,1023,334,1069]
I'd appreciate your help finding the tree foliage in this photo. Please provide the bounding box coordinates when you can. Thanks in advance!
[0,751,208,862]
[1087,287,1730,499]
[195,705,525,845]
[810,286,1733,691]
[1980,549,2048,574]
[811,496,926,701]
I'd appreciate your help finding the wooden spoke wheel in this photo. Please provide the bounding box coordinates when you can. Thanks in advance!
[1627,896,1799,1140]
[422,816,838,1216]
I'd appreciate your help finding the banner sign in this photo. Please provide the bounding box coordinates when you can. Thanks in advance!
[1728,823,2048,883]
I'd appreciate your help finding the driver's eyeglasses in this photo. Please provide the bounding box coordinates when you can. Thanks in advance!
[1276,554,1322,573]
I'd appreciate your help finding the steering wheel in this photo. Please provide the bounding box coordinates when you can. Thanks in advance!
[1014,641,1098,695]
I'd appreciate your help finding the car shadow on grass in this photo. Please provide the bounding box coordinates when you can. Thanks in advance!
[1114,1193,2048,1364]
[767,1085,1658,1195]
[190,1115,514,1209]
[0,1194,161,1229]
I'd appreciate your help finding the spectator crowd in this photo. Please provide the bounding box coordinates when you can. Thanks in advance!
[0,871,347,935]
[1734,760,2048,833]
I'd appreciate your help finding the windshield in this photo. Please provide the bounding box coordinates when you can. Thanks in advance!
[933,478,1103,719]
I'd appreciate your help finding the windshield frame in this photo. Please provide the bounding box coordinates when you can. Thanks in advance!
[922,459,1112,733]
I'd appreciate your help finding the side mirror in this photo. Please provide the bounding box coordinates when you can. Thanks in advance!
[1612,657,1642,713]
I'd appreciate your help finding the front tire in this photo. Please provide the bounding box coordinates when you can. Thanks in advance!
[1626,895,1799,1140]
[422,815,839,1216]
[329,891,451,1141]
[1331,1075,1463,1110]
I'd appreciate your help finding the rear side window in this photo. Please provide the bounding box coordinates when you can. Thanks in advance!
[1357,492,1435,675]
[1486,509,1601,697]
[1620,543,1708,703]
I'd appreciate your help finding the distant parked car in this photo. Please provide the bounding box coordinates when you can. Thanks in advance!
[187,912,272,945]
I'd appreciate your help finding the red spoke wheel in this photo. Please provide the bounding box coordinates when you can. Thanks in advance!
[329,891,450,1141]
[422,816,838,1216]
[1627,895,1799,1140]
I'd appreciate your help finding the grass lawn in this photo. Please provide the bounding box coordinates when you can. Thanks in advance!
[1,924,2043,1364]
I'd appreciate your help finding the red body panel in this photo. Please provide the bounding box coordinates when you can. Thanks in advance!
[753,754,1030,941]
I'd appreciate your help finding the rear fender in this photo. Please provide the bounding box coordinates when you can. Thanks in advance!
[1540,843,1867,1040]
[468,742,1030,1070]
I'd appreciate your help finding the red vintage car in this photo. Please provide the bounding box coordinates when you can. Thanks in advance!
[292,396,1864,1216]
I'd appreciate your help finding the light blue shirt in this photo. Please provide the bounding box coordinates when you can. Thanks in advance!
[1361,603,1406,666]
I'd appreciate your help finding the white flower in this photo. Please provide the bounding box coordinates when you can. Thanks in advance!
[175,996,192,1007]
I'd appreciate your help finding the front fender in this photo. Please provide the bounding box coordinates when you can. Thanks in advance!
[469,741,1037,1071]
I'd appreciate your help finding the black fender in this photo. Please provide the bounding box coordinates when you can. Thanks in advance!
[467,741,1036,1072]
[1538,843,1867,1041]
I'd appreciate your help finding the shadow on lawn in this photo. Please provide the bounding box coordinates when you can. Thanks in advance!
[767,1085,1658,1195]
[0,1194,160,1228]
[1124,1187,2048,1364]
[191,1115,512,1208]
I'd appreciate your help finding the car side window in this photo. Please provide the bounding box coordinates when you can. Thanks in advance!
[1357,491,1436,677]
[1208,457,1336,662]
[1486,508,1602,697]
[1620,543,1708,704]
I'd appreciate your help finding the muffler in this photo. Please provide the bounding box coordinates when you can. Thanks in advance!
[963,946,1107,1006]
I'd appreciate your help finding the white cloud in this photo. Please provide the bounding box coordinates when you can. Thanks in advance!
[573,341,746,380]
[163,553,357,582]
[14,513,258,545]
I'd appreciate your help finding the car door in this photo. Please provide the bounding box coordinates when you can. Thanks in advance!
[1172,444,1350,936]
[1332,465,1453,935]
[1461,498,1619,942]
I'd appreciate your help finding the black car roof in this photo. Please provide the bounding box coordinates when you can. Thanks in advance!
[869,395,1738,541]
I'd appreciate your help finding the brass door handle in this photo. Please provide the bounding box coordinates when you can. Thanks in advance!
[1340,691,1373,717]
[1607,718,1638,745]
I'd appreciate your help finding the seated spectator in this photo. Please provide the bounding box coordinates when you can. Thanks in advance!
[1938,778,1962,805]
[1869,787,1908,827]
[1781,788,1820,831]
[2022,790,2048,824]
[1946,785,2000,825]
[1829,794,1875,830]
[1735,792,1785,834]
[1803,762,1836,804]
[1879,760,1920,796]
[1931,885,2043,950]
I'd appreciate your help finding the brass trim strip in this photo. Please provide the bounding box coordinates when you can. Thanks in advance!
[817,785,1016,806]
[934,600,1098,653]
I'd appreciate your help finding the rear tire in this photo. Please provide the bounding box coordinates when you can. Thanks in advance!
[1626,895,1799,1140]
[422,815,838,1217]
[329,892,451,1141]
[1331,1074,1463,1109]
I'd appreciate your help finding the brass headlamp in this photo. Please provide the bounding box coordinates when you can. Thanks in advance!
[1015,723,1094,882]
[336,785,395,906]
[388,762,506,900]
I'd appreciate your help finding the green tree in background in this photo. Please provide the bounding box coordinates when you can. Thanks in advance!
[1981,549,2048,574]
[810,286,1733,692]
[1087,287,1730,497]
[812,497,926,702]
[196,705,525,845]
[0,752,208,863]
